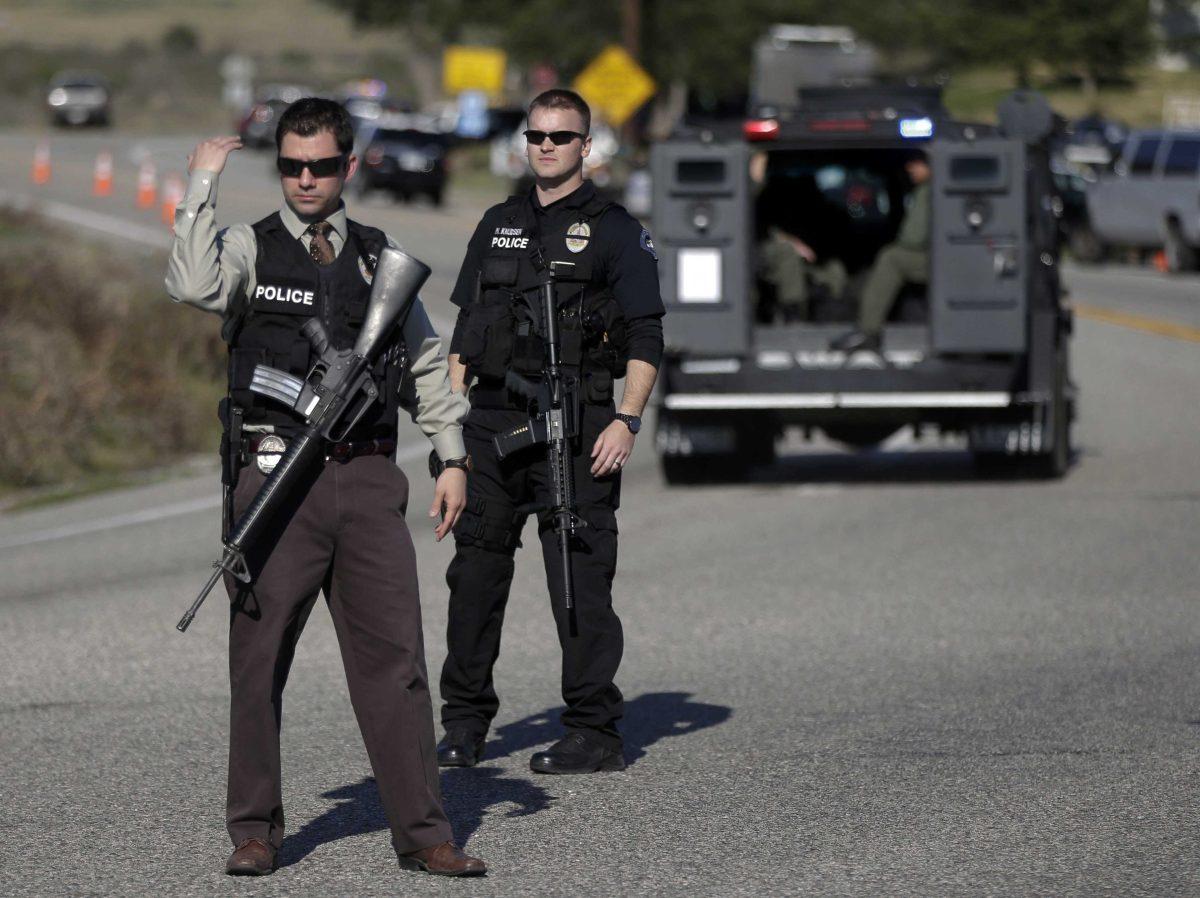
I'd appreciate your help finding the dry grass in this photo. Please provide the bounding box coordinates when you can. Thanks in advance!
[0,210,225,489]
[0,0,402,55]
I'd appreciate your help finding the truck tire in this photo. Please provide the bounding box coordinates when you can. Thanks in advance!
[1164,220,1195,273]
[1028,342,1072,478]
[975,343,1072,479]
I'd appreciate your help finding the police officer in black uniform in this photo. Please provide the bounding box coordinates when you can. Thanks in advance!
[166,99,484,877]
[436,89,665,774]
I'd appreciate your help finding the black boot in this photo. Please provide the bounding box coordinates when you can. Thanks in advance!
[530,732,626,775]
[437,727,486,768]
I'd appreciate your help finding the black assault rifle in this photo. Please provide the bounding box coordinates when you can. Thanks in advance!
[493,261,585,618]
[176,247,430,633]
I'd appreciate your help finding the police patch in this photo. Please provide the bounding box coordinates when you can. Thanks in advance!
[566,221,591,253]
[639,228,658,261]
[358,252,378,285]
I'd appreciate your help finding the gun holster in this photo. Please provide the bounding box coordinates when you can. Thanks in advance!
[217,398,245,541]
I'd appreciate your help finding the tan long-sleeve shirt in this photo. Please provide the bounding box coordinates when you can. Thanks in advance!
[164,169,468,461]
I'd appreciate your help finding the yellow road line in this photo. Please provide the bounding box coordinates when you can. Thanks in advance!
[1074,303,1200,344]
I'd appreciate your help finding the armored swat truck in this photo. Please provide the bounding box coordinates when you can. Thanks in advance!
[650,87,1076,481]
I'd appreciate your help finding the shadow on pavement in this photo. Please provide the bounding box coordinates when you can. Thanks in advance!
[483,690,733,765]
[278,767,550,865]
[669,447,1084,486]
[277,691,731,863]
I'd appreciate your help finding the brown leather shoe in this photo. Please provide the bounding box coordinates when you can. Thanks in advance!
[225,838,276,876]
[398,841,486,877]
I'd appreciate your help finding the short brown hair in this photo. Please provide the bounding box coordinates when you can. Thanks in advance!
[528,89,591,135]
[276,97,355,155]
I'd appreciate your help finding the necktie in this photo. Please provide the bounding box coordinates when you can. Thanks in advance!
[306,221,335,265]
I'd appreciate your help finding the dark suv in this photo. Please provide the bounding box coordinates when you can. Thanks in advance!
[353,126,450,206]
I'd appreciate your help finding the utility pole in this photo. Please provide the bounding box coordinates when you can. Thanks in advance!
[621,0,643,145]
[622,0,641,61]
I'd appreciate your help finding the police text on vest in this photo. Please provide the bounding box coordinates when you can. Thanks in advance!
[255,284,315,305]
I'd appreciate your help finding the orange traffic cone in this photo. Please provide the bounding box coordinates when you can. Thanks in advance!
[136,160,157,209]
[93,150,114,197]
[1153,249,1169,273]
[31,141,51,185]
[161,174,185,228]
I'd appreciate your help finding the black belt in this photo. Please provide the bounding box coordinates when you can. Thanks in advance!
[246,434,397,462]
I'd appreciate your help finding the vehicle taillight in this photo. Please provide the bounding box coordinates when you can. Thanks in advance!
[743,119,780,141]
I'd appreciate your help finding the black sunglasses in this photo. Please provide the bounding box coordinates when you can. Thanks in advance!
[276,154,346,178]
[523,129,586,146]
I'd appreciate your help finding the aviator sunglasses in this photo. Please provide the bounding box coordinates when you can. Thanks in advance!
[523,129,586,146]
[276,154,347,178]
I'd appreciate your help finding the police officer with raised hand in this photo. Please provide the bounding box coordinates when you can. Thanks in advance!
[165,98,485,877]
[437,89,665,775]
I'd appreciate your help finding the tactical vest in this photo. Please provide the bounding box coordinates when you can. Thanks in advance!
[223,212,405,438]
[458,193,628,404]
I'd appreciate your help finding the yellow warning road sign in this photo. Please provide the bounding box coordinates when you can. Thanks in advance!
[573,45,656,127]
[443,45,507,97]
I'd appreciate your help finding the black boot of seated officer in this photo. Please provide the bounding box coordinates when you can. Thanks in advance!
[829,329,881,353]
[530,731,626,774]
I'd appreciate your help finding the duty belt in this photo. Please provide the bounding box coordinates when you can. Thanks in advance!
[246,433,398,463]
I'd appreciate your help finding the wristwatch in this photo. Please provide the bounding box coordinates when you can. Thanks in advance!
[428,451,472,478]
[613,413,641,434]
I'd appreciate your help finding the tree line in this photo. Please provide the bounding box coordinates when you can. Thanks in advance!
[327,0,1156,105]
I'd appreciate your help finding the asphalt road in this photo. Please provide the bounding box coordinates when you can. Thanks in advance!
[2,132,1199,897]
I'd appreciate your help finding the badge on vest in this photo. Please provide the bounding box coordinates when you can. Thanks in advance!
[251,277,318,315]
[255,434,288,474]
[566,221,591,253]
[358,252,378,286]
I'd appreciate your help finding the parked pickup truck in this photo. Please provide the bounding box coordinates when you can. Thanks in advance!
[1086,129,1200,271]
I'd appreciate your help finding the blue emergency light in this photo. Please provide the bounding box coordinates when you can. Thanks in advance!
[899,117,934,139]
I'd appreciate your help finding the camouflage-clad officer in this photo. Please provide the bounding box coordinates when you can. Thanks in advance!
[832,152,932,352]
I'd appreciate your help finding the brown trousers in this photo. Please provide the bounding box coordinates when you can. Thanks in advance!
[224,453,451,855]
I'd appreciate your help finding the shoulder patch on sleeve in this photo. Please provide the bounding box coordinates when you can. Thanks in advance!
[639,228,658,261]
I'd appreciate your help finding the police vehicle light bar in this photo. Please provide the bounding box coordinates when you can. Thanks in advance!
[743,119,780,141]
[899,117,934,139]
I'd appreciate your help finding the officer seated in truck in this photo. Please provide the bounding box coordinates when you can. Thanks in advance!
[753,155,849,323]
[830,150,931,353]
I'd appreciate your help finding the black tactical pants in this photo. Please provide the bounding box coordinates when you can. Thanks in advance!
[224,454,452,855]
[440,402,625,750]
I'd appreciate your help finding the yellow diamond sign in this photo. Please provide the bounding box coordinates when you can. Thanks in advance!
[573,45,656,128]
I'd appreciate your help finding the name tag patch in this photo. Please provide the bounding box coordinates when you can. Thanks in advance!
[491,226,529,250]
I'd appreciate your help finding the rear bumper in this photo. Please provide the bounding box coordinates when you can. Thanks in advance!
[663,391,1012,410]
